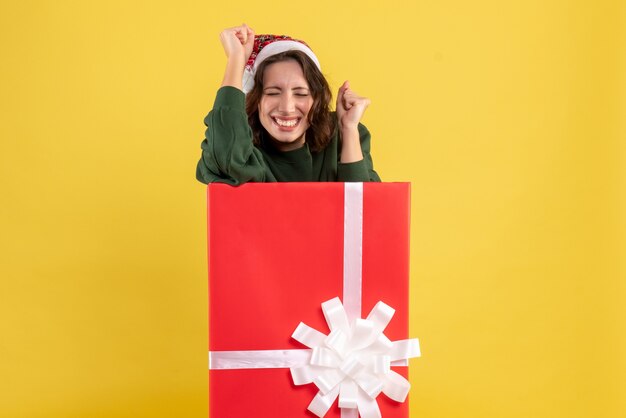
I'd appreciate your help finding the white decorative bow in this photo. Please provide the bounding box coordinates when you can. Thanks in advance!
[290,297,421,418]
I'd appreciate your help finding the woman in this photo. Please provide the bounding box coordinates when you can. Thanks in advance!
[196,24,380,185]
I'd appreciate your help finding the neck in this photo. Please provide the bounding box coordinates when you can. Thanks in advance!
[268,133,306,152]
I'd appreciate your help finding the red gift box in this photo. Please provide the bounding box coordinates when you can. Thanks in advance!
[207,183,417,418]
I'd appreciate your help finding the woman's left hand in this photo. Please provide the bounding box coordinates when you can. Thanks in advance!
[336,81,371,130]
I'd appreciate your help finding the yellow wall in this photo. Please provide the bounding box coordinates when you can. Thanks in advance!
[1,1,624,417]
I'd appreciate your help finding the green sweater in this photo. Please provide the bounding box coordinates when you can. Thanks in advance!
[196,86,381,185]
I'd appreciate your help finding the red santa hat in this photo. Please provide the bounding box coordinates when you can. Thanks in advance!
[242,34,321,94]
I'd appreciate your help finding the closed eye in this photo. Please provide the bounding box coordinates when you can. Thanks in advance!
[263,87,281,95]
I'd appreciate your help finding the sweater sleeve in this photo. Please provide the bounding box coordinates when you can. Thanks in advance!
[337,123,381,182]
[195,87,270,185]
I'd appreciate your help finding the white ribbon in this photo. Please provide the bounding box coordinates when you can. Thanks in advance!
[208,183,421,417]
[210,349,312,369]
[343,182,363,322]
[291,297,420,417]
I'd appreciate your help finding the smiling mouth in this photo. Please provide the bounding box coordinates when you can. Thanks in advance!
[272,117,300,128]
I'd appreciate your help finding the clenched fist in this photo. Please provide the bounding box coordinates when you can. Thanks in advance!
[219,24,255,62]
[336,80,371,131]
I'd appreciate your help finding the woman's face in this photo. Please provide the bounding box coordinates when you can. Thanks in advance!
[258,59,314,151]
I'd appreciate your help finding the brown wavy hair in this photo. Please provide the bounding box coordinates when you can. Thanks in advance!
[245,50,334,153]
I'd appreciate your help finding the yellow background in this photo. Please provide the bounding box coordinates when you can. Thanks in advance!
[1,1,624,417]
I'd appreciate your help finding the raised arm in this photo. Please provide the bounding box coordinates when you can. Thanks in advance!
[196,24,272,185]
[335,81,380,181]
[336,80,370,163]
[219,24,255,90]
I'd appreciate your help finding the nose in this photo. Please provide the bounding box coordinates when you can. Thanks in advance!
[277,92,295,113]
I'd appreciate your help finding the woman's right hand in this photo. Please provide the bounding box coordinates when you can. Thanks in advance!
[219,24,255,62]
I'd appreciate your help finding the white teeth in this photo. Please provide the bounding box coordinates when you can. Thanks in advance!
[274,118,298,127]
